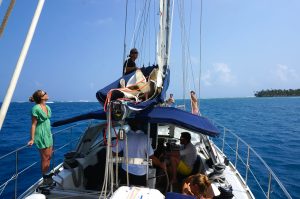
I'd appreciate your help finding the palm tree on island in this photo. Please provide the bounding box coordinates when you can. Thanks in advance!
[254,89,300,97]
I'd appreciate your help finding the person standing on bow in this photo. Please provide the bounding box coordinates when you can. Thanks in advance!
[27,90,53,178]
[123,48,139,75]
[190,91,200,115]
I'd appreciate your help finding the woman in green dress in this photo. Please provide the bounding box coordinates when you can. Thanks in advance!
[27,90,53,177]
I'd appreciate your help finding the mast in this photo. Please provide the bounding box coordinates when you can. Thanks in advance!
[156,0,174,87]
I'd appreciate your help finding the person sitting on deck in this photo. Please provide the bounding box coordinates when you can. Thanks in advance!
[123,48,139,75]
[112,121,166,186]
[166,93,175,107]
[182,174,214,199]
[167,132,197,184]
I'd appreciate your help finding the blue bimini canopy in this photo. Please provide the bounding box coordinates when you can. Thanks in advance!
[96,65,170,111]
[52,107,219,137]
[133,107,219,137]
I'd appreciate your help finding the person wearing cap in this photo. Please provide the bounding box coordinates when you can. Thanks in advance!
[123,48,139,75]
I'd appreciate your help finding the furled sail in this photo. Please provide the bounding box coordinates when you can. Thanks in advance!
[96,65,169,111]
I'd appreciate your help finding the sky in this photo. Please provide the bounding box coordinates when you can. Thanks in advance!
[0,0,300,102]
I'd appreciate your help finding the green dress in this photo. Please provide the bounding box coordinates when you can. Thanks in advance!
[32,104,53,149]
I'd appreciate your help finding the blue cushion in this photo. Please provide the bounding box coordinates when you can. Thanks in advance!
[166,192,196,199]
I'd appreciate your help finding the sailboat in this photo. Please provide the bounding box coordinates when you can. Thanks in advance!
[0,0,292,198]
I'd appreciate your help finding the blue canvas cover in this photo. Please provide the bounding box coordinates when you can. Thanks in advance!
[132,107,219,137]
[51,110,106,127]
[96,65,170,111]
[52,107,219,137]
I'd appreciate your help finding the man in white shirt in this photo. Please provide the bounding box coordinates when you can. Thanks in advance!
[112,122,165,186]
[168,132,197,183]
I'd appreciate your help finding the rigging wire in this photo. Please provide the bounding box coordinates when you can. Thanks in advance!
[148,4,150,66]
[134,0,136,47]
[130,0,156,67]
[183,0,196,92]
[198,0,203,113]
[178,0,196,107]
[186,0,196,93]
[178,0,201,111]
[153,0,157,64]
[122,0,129,75]
[129,10,141,50]
[139,0,151,65]
[177,0,186,106]
[134,0,148,47]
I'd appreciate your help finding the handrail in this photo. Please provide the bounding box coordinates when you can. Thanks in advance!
[0,121,88,161]
[0,121,90,198]
[212,120,292,199]
[0,145,27,161]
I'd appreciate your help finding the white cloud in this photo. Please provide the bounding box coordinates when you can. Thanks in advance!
[202,70,212,86]
[275,64,299,82]
[202,63,236,86]
[214,63,235,83]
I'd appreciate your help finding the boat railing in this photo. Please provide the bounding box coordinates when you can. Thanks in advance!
[0,120,91,199]
[211,120,292,199]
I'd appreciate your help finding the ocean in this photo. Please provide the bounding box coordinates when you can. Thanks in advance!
[0,97,299,198]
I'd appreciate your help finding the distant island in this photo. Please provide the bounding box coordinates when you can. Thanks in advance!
[254,89,300,97]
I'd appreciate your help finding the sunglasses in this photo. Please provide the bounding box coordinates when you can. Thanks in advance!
[41,91,47,97]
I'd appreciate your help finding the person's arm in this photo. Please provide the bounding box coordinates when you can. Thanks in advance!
[28,116,37,146]
[182,175,194,195]
[166,150,180,158]
[150,155,166,170]
[125,66,138,74]
[124,59,138,74]
[191,93,197,102]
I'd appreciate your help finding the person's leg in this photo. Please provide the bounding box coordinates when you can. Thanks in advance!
[39,147,52,175]
[169,156,180,183]
[130,174,146,186]
[119,168,127,185]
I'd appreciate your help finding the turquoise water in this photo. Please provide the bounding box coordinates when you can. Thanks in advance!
[0,98,299,198]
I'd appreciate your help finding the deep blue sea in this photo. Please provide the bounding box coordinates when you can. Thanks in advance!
[0,98,299,198]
